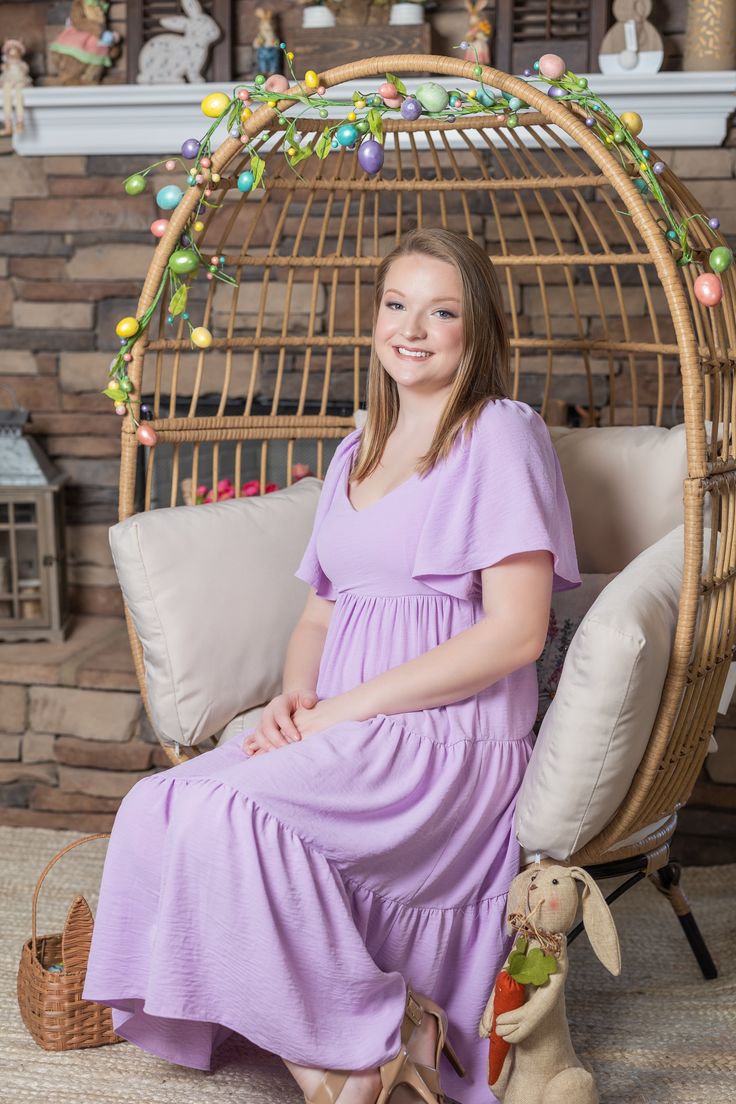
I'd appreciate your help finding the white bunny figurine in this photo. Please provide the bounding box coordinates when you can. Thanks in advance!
[136,0,221,84]
[479,864,621,1104]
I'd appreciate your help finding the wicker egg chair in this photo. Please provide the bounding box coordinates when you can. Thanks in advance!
[119,55,733,977]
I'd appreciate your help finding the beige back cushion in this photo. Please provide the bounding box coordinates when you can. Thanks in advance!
[109,478,322,748]
[548,423,688,572]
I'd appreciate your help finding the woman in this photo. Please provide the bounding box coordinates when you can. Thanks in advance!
[83,228,581,1104]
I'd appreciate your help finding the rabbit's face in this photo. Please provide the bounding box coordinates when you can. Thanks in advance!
[508,865,579,935]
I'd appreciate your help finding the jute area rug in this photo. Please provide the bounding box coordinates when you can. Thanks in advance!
[1,827,734,1104]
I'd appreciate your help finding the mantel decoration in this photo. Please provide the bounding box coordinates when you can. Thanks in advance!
[136,0,221,84]
[598,0,664,75]
[103,44,734,449]
[48,0,120,86]
[0,38,32,136]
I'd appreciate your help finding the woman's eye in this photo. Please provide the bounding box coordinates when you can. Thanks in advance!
[386,301,404,310]
[435,309,456,319]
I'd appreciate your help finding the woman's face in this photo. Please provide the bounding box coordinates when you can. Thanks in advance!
[374,254,465,397]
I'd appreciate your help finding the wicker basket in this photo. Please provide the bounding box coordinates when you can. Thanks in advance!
[17,832,124,1051]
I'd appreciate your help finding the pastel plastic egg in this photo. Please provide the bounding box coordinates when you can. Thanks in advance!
[378,81,397,99]
[382,96,403,109]
[356,119,370,134]
[264,73,289,93]
[237,170,255,193]
[191,326,213,348]
[538,53,566,80]
[357,138,384,175]
[507,96,525,111]
[709,217,720,230]
[694,273,723,307]
[168,249,200,275]
[652,161,666,174]
[124,174,146,196]
[165,159,177,171]
[114,403,127,416]
[115,317,139,338]
[619,111,643,136]
[136,424,158,447]
[181,138,200,159]
[150,218,169,238]
[476,88,496,108]
[304,70,319,89]
[400,97,423,121]
[193,220,205,232]
[201,92,230,118]
[415,82,450,113]
[156,185,184,210]
[336,123,358,147]
[709,246,733,274]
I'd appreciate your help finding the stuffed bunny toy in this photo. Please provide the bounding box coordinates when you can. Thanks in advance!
[136,0,220,84]
[479,864,621,1104]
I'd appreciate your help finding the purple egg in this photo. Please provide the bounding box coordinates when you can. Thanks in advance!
[709,217,720,230]
[181,138,200,159]
[652,161,665,174]
[358,138,384,175]
[522,67,533,77]
[585,116,595,127]
[547,85,567,98]
[400,98,423,121]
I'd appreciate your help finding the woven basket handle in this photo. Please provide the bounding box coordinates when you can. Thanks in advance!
[31,833,111,956]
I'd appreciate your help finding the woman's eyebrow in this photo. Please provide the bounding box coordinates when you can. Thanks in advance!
[384,288,460,303]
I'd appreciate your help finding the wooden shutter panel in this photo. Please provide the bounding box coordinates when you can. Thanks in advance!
[493,0,611,76]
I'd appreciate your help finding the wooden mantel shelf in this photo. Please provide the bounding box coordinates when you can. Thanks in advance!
[8,70,736,157]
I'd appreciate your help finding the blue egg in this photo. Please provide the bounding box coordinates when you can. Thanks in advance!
[156,185,184,210]
[507,96,525,111]
[335,123,358,147]
[476,88,496,108]
[237,170,255,193]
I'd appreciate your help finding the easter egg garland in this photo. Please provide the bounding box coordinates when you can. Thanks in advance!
[108,42,733,437]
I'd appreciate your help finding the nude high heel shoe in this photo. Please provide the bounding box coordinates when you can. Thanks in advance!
[304,987,465,1104]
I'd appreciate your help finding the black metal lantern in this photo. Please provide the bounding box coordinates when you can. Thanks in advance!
[0,386,71,642]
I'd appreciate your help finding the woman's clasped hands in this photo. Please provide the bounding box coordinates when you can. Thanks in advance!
[242,689,347,756]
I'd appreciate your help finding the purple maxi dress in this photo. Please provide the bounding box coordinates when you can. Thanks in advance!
[82,398,581,1104]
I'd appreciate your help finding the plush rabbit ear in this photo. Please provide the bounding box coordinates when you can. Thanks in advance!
[569,867,621,976]
[182,0,204,14]
[505,866,538,932]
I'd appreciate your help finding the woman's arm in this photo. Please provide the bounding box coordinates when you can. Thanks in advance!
[281,590,334,695]
[295,550,553,735]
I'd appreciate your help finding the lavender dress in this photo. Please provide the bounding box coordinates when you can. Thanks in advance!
[83,398,581,1104]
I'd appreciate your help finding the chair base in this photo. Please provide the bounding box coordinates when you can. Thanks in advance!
[567,849,718,980]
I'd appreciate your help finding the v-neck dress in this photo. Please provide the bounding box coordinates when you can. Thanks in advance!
[82,397,581,1104]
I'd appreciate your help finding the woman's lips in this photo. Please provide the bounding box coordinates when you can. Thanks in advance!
[393,346,433,361]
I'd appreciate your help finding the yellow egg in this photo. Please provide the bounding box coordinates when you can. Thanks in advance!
[193,220,204,232]
[355,98,366,109]
[287,51,294,61]
[191,326,213,349]
[467,89,477,98]
[241,107,252,121]
[211,172,221,183]
[304,70,319,89]
[267,99,277,108]
[620,111,643,136]
[287,146,296,156]
[347,111,356,122]
[115,316,139,338]
[201,92,230,118]
[639,162,647,172]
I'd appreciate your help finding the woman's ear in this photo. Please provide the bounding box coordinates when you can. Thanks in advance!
[569,867,621,975]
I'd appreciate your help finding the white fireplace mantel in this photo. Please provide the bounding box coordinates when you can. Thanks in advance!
[9,70,736,156]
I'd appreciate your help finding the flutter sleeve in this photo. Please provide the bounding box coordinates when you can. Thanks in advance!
[293,429,360,599]
[411,399,582,601]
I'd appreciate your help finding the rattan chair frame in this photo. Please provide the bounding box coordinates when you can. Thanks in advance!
[117,55,736,876]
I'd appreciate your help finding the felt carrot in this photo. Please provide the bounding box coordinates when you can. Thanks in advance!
[488,968,526,1085]
[487,936,558,1086]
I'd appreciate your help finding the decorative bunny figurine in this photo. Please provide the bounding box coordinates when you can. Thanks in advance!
[462,0,492,65]
[479,864,621,1104]
[136,0,221,84]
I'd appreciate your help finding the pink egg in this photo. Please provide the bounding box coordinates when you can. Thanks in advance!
[151,218,169,237]
[383,95,403,109]
[264,74,289,93]
[538,53,566,80]
[136,423,158,447]
[317,85,326,95]
[694,273,723,307]
[378,81,397,99]
[165,159,176,171]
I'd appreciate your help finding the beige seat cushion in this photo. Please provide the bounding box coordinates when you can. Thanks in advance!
[109,478,322,748]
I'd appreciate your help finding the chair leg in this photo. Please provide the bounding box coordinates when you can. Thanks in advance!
[648,860,718,980]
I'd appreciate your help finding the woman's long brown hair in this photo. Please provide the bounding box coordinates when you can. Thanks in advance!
[351,228,511,484]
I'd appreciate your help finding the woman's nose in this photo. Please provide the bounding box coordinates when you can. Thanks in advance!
[400,314,426,339]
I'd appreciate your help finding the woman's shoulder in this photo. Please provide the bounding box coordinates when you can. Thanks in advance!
[462,397,548,451]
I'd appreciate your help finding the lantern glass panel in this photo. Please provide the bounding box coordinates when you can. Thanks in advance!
[16,528,40,582]
[14,502,36,524]
[0,504,8,523]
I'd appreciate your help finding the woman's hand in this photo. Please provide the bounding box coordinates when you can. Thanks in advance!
[243,693,352,755]
[243,690,318,756]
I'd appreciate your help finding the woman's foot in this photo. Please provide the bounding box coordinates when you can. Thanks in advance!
[283,1008,439,1103]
